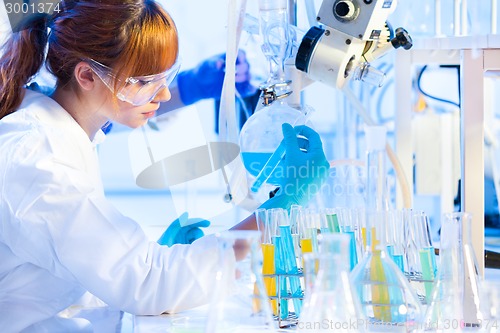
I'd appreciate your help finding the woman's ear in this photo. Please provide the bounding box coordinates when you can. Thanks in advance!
[74,62,96,91]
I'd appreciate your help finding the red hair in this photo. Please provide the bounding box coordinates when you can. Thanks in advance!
[0,0,179,119]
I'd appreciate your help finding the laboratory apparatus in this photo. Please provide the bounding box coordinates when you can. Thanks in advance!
[422,214,466,333]
[295,0,413,89]
[478,279,500,333]
[259,209,279,316]
[205,230,277,333]
[350,211,423,332]
[385,210,406,273]
[350,126,422,331]
[298,233,366,333]
[424,212,482,329]
[239,0,310,195]
[269,208,289,320]
[405,211,437,304]
[337,207,361,270]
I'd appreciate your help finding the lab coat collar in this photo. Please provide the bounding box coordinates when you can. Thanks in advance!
[20,89,106,147]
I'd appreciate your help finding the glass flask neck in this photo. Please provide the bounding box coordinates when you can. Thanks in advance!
[258,0,292,88]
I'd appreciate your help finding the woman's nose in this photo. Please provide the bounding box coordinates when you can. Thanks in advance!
[153,86,171,103]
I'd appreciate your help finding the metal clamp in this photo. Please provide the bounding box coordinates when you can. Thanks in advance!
[259,81,293,106]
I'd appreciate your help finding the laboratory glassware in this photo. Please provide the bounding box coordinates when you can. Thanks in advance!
[421,213,465,333]
[260,208,278,316]
[478,279,500,333]
[350,211,423,332]
[424,212,482,329]
[364,125,391,212]
[298,233,366,333]
[239,0,310,195]
[338,207,360,271]
[385,210,406,273]
[409,211,437,304]
[205,230,277,333]
[289,205,302,265]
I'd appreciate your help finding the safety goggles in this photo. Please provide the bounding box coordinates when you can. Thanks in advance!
[87,58,181,106]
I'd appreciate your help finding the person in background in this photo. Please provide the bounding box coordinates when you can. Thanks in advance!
[0,0,330,332]
[157,49,257,115]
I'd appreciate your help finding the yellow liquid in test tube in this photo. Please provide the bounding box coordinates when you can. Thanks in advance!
[300,238,313,269]
[369,228,391,322]
[300,238,313,254]
[370,250,391,322]
[261,243,277,315]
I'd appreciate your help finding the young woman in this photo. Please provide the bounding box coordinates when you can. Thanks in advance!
[0,0,330,331]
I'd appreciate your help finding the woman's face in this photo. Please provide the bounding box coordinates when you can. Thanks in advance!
[83,57,177,129]
[109,87,171,128]
[92,78,172,129]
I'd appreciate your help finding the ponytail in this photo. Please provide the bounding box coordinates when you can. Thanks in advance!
[0,13,49,119]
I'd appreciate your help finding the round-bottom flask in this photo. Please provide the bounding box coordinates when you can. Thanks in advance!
[239,101,308,185]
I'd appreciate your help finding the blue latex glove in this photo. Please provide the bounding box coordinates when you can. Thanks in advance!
[259,123,330,210]
[177,50,256,106]
[157,212,210,246]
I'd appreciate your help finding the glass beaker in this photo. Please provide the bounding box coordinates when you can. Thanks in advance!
[298,233,366,333]
[205,230,277,333]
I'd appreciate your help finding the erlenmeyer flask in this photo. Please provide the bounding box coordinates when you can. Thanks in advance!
[422,213,465,333]
[205,230,277,333]
[423,212,482,332]
[350,211,423,332]
[298,233,366,333]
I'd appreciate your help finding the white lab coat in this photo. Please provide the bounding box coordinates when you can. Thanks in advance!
[0,90,234,332]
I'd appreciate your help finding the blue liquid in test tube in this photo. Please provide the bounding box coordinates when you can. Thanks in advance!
[279,225,302,316]
[273,235,289,319]
[345,231,358,271]
[250,113,310,193]
[251,141,286,192]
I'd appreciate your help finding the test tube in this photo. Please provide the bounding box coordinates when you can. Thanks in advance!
[338,208,358,270]
[281,214,303,313]
[325,208,340,233]
[289,205,302,268]
[259,209,278,315]
[269,209,289,319]
[250,113,309,193]
[250,140,286,192]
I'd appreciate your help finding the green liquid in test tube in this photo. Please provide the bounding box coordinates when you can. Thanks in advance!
[419,248,435,302]
[326,214,340,233]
